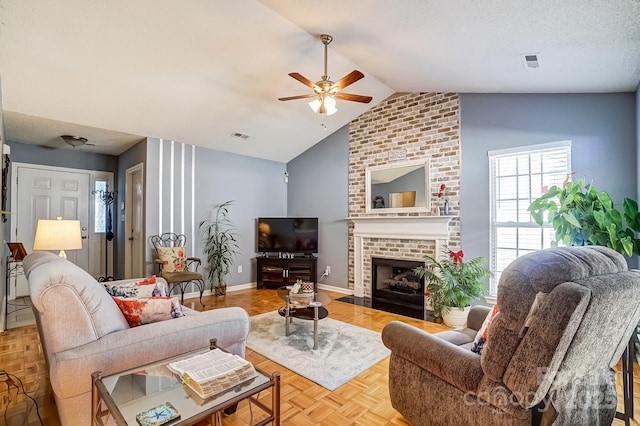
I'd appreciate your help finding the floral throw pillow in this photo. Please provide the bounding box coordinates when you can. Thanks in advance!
[104,275,166,298]
[470,304,500,355]
[157,247,187,273]
[112,296,184,328]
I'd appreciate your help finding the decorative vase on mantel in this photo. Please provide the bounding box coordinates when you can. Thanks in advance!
[443,201,449,216]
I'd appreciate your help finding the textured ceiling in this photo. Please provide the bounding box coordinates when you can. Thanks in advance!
[0,0,638,161]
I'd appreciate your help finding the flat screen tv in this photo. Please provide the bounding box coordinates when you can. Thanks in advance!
[257,217,318,254]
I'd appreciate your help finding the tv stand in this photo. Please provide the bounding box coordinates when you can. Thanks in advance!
[256,256,317,290]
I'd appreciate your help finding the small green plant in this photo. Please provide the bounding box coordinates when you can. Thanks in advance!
[414,247,490,317]
[528,175,640,256]
[199,200,240,296]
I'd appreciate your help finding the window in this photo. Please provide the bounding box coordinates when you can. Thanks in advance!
[488,141,571,295]
[94,180,107,233]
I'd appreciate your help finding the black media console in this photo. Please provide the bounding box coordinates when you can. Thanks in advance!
[256,256,318,290]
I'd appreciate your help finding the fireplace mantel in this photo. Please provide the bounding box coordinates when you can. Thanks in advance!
[349,215,452,297]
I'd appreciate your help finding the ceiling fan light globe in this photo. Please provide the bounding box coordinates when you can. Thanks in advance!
[324,96,336,110]
[326,104,338,115]
[309,98,322,113]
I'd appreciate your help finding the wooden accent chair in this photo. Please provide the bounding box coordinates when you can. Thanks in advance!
[151,233,205,306]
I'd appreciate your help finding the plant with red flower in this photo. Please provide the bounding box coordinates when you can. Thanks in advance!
[414,245,491,317]
[437,183,451,202]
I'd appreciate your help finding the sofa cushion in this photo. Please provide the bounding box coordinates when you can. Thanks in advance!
[104,275,166,298]
[157,247,187,273]
[112,296,185,327]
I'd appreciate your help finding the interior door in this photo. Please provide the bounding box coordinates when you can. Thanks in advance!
[125,163,144,278]
[16,166,90,271]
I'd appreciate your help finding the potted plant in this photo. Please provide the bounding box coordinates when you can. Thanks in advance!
[199,200,240,296]
[414,247,491,327]
[528,174,640,256]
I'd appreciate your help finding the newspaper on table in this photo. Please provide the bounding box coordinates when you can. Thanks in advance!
[167,348,257,399]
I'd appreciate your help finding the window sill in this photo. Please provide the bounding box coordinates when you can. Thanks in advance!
[484,295,497,305]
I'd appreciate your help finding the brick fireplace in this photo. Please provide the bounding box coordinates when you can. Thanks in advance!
[350,216,451,298]
[347,92,461,318]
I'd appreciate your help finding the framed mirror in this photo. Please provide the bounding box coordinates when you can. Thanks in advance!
[365,159,430,214]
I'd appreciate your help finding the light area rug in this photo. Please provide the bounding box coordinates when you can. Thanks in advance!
[247,310,390,391]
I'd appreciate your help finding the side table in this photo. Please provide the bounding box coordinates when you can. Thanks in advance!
[276,287,331,350]
[92,339,280,425]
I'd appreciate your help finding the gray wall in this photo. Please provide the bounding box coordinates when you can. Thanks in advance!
[115,139,147,278]
[460,93,637,269]
[287,125,349,289]
[7,141,118,171]
[144,138,286,290]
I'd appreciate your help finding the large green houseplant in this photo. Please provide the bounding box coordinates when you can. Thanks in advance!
[199,200,240,296]
[528,175,640,256]
[414,247,491,327]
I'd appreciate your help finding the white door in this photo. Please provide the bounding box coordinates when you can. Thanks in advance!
[15,166,90,271]
[125,163,145,278]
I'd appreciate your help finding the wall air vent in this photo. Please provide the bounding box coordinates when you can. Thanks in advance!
[230,131,250,139]
[521,53,540,68]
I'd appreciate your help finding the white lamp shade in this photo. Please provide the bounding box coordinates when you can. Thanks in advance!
[308,98,322,113]
[325,96,338,115]
[33,219,82,251]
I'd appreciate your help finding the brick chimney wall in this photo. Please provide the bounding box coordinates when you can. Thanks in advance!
[348,92,461,294]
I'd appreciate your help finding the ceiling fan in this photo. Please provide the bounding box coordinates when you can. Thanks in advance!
[279,34,372,115]
[61,135,95,148]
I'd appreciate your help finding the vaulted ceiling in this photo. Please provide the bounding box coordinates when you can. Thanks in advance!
[1,0,638,161]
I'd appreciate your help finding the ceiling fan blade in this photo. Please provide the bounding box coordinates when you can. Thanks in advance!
[278,94,317,101]
[332,70,365,90]
[334,92,373,103]
[288,73,321,91]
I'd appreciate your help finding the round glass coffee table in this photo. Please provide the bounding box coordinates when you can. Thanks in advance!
[276,286,331,350]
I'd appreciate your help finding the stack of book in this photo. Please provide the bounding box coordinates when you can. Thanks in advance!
[167,349,257,399]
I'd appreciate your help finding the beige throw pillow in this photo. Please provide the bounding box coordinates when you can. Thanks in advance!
[157,247,187,273]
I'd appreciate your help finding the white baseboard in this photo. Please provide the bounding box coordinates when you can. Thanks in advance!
[178,282,258,300]
[1,295,6,332]
[317,284,353,295]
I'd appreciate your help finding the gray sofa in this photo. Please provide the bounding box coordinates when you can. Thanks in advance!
[382,246,640,425]
[24,251,250,426]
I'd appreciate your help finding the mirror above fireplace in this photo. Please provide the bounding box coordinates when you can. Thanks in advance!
[365,159,430,214]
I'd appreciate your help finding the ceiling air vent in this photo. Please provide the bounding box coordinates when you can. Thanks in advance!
[521,53,540,69]
[231,131,250,140]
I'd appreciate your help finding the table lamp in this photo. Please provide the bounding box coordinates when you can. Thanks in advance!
[33,217,82,259]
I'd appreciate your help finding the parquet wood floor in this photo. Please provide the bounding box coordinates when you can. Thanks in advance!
[1,288,639,425]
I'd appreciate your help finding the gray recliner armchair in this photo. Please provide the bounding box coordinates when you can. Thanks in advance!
[382,246,640,425]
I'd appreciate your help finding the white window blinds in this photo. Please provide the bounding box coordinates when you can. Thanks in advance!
[488,141,571,295]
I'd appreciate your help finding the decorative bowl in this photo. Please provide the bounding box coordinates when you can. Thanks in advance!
[289,291,314,307]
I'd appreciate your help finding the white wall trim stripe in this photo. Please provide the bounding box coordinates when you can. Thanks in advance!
[158,138,163,235]
[169,140,175,233]
[191,146,196,258]
[181,142,185,236]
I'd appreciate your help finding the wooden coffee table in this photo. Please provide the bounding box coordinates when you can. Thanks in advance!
[276,287,331,350]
